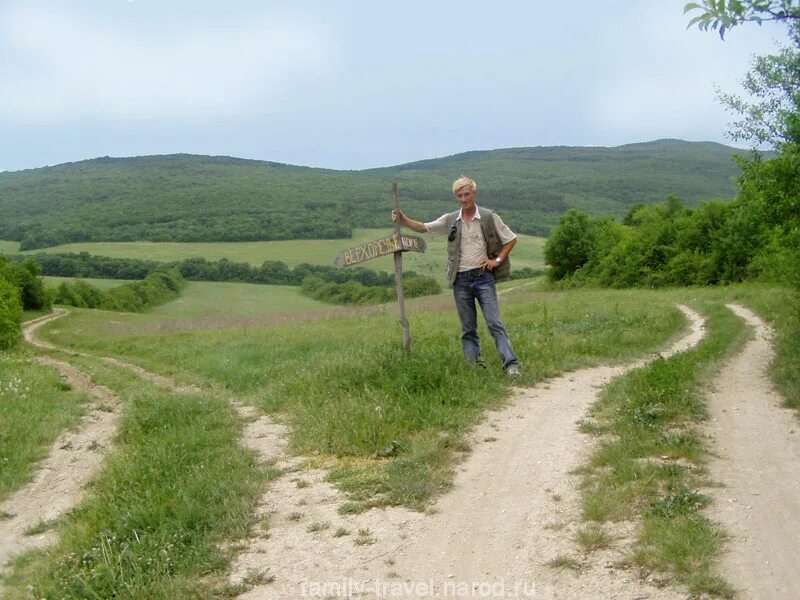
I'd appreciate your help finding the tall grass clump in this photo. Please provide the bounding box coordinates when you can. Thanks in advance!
[580,300,746,597]
[4,361,267,599]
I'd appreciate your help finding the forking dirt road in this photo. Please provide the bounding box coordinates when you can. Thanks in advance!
[6,304,800,599]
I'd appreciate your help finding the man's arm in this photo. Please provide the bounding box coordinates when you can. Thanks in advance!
[484,238,516,272]
[391,209,427,233]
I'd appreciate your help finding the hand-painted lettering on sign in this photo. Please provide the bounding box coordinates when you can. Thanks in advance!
[334,234,426,267]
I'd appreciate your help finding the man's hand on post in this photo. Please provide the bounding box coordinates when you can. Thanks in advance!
[392,210,427,234]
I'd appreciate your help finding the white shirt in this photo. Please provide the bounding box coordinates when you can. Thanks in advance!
[424,206,516,271]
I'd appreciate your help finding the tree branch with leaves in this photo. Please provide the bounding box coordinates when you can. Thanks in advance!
[685,1,800,39]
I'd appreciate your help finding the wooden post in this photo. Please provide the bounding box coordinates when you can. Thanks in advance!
[392,181,411,351]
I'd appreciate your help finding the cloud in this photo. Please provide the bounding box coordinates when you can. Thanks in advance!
[585,2,782,141]
[0,5,334,120]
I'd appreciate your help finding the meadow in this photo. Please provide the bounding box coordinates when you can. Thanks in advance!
[44,276,127,290]
[13,229,547,285]
[2,278,798,598]
[44,278,328,320]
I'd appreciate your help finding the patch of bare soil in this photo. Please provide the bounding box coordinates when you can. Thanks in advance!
[230,305,705,599]
[704,304,800,600]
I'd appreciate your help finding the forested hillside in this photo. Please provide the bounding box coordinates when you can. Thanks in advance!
[0,139,747,249]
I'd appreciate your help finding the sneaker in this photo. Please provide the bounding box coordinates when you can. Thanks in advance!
[471,360,487,369]
[505,364,521,377]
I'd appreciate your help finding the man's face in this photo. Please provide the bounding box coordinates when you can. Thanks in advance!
[454,185,477,211]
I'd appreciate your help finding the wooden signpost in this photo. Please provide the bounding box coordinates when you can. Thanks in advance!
[333,232,426,267]
[333,182,425,350]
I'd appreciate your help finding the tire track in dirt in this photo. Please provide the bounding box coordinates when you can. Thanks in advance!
[230,305,705,599]
[10,309,293,587]
[0,315,121,574]
[2,310,208,576]
[704,304,800,600]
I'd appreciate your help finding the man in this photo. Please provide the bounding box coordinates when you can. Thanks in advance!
[392,176,521,376]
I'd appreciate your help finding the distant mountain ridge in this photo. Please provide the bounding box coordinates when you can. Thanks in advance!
[0,139,750,249]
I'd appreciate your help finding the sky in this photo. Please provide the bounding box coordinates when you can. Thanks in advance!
[0,0,791,172]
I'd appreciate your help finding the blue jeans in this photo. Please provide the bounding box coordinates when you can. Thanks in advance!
[453,269,519,369]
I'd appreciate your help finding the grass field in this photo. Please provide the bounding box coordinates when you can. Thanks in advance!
[43,278,329,316]
[4,282,798,598]
[0,240,18,253]
[44,276,128,290]
[13,229,546,282]
[40,280,331,334]
[148,281,327,319]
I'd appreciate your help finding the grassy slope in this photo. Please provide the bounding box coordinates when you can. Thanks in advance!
[40,287,688,507]
[4,283,797,598]
[147,281,327,319]
[0,140,746,246]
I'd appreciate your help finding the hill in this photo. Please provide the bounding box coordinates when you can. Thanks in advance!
[0,139,749,249]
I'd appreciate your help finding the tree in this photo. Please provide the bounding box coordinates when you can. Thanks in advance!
[720,23,800,146]
[685,1,800,39]
[687,2,800,147]
[544,209,595,280]
[688,0,800,289]
[0,275,22,350]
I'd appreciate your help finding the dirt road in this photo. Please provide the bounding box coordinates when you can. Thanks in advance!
[705,305,800,600]
[232,306,705,599]
[0,313,121,571]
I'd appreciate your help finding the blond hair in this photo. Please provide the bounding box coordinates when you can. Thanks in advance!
[452,176,477,195]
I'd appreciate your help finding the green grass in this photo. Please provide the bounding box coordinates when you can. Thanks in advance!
[0,351,90,502]
[22,229,546,285]
[148,281,326,319]
[44,276,130,291]
[5,281,797,598]
[3,356,269,600]
[575,525,614,552]
[34,282,330,347]
[0,240,19,253]
[35,288,687,513]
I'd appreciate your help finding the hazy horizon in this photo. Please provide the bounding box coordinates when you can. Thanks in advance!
[1,1,786,173]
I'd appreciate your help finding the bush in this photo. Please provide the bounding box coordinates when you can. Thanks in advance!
[0,275,23,350]
[299,274,439,305]
[55,269,186,313]
[0,259,52,311]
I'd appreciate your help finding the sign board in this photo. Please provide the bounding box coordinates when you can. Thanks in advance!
[334,233,426,267]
